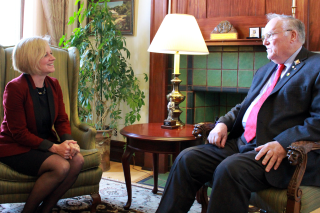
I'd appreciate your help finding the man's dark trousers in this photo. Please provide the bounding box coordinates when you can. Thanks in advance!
[156,138,273,213]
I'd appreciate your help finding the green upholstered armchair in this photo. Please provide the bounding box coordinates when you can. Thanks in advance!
[192,122,320,213]
[0,45,102,212]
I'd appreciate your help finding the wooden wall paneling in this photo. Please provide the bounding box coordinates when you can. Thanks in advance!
[171,0,188,14]
[149,0,168,123]
[295,0,309,49]
[230,0,240,17]
[187,0,207,19]
[148,0,169,173]
[266,0,292,15]
[207,0,264,18]
[171,0,178,13]
[207,0,221,18]
[217,0,232,17]
[255,0,266,16]
[197,16,268,40]
[308,0,320,51]
[236,0,264,16]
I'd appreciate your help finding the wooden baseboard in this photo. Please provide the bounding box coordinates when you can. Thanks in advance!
[110,140,145,167]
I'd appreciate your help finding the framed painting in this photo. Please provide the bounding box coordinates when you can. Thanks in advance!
[92,0,134,35]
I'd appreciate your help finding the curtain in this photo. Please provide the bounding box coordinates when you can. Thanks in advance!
[23,0,47,38]
[23,0,79,46]
[42,0,69,46]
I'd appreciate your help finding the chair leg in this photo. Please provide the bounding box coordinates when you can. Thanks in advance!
[196,185,209,213]
[90,192,101,213]
[286,197,301,213]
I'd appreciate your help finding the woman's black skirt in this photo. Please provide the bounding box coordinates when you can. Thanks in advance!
[0,149,54,176]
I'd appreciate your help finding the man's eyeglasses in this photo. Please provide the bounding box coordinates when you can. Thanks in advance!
[262,30,292,42]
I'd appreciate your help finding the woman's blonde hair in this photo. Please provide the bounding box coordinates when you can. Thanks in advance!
[12,36,51,75]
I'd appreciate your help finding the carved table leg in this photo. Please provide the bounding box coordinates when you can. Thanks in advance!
[121,146,134,210]
[152,153,159,194]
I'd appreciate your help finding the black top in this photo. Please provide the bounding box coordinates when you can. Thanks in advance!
[36,87,52,139]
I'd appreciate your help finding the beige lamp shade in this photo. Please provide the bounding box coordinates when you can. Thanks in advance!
[148,14,209,55]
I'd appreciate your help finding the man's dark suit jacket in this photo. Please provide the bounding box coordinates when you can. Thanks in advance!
[0,74,72,157]
[218,47,320,188]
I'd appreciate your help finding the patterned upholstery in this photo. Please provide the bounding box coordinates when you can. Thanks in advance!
[250,186,320,213]
[193,123,320,213]
[0,45,102,204]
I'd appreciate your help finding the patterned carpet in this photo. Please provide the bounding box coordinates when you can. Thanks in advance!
[0,178,202,213]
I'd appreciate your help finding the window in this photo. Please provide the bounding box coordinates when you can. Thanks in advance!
[0,0,22,46]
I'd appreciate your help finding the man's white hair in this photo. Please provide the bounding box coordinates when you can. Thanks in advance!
[266,13,305,44]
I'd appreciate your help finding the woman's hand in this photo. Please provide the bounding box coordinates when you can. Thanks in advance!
[68,142,80,159]
[49,142,71,159]
[48,140,80,159]
[65,140,80,159]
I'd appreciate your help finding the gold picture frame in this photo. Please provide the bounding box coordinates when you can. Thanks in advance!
[85,0,134,35]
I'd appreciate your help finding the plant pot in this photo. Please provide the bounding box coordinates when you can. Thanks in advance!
[95,129,112,172]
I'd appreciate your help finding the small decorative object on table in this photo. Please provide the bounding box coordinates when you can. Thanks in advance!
[210,20,238,40]
[248,27,260,38]
[162,97,178,129]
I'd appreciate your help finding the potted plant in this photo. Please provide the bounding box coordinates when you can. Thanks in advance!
[60,0,148,171]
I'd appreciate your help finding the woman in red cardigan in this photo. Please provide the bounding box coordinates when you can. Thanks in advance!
[0,36,84,213]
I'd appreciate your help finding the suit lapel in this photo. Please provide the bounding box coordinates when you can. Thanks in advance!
[243,63,277,108]
[234,63,277,127]
[272,47,308,93]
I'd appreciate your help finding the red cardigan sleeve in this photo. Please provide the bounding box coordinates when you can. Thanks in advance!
[2,80,43,149]
[0,75,73,157]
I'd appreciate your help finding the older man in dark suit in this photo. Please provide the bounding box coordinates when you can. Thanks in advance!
[156,13,320,213]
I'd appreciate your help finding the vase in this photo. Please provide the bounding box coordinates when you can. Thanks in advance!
[95,129,112,171]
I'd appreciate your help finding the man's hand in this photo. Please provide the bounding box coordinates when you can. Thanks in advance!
[207,123,228,148]
[255,141,287,172]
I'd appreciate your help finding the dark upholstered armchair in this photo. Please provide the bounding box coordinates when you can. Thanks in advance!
[192,122,320,213]
[0,45,102,212]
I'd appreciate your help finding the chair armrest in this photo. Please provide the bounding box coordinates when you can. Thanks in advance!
[192,122,216,143]
[71,122,97,150]
[286,141,320,211]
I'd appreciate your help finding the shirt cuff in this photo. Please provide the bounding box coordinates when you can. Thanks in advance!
[38,139,54,151]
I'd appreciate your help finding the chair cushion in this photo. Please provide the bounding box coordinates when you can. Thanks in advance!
[250,186,320,213]
[0,149,100,182]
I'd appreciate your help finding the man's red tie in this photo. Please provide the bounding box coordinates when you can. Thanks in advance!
[244,64,285,143]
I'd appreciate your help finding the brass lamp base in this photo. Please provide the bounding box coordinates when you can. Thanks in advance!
[161,120,179,129]
[162,73,185,128]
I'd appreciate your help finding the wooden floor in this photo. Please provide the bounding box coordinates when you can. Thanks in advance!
[102,161,153,183]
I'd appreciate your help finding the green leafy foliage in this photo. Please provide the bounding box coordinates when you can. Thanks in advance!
[60,0,147,130]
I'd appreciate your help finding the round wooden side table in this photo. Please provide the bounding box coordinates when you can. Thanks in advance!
[120,123,201,210]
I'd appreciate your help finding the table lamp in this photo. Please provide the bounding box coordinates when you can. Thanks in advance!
[148,14,209,128]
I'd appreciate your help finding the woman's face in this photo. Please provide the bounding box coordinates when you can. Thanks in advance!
[38,44,55,75]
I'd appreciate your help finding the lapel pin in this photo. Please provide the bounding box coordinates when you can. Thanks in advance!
[292,66,295,68]
[286,73,290,76]
[294,59,301,65]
